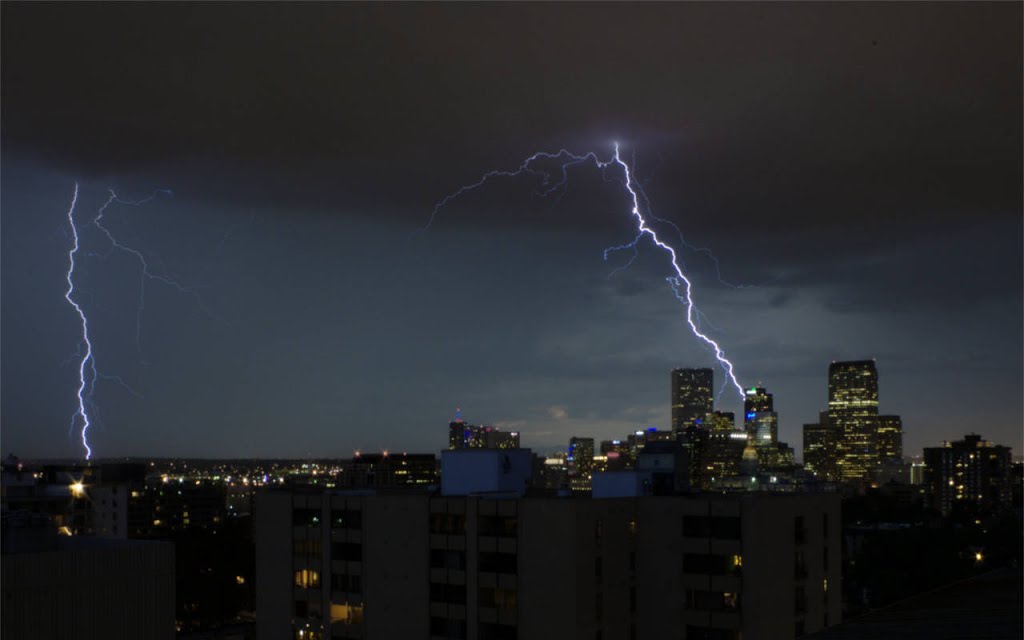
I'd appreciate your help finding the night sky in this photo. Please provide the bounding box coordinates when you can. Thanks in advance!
[2,3,1021,459]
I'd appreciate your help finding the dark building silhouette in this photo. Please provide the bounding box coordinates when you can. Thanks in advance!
[1,511,174,640]
[339,453,438,488]
[255,462,841,640]
[923,433,1012,517]
[671,368,714,433]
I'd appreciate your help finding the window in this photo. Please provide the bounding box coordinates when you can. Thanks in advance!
[685,626,741,640]
[430,617,467,639]
[629,587,636,613]
[332,509,362,530]
[683,515,741,540]
[595,556,603,579]
[331,574,361,594]
[822,512,829,537]
[294,569,320,589]
[794,586,806,614]
[331,542,362,563]
[478,516,517,537]
[478,622,517,640]
[685,589,741,611]
[628,518,638,536]
[683,553,740,575]
[479,551,517,574]
[431,549,467,570]
[794,550,807,578]
[794,516,806,545]
[329,602,364,625]
[295,539,322,555]
[430,582,466,605]
[479,586,517,611]
[294,508,321,527]
[823,546,829,572]
[430,513,466,535]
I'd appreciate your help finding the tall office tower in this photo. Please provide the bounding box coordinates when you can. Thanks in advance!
[923,433,1013,517]
[828,360,879,484]
[877,415,903,462]
[743,387,773,425]
[803,413,838,482]
[697,412,744,488]
[568,437,595,493]
[671,368,714,433]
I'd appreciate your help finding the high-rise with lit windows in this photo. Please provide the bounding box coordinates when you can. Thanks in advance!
[828,361,879,484]
[671,368,714,433]
[923,433,1012,517]
[876,415,903,463]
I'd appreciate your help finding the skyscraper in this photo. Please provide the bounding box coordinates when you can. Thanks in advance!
[670,368,713,433]
[877,415,903,462]
[568,437,595,493]
[743,387,773,417]
[803,413,838,482]
[828,360,879,483]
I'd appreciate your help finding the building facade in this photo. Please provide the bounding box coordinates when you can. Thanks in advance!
[828,361,879,484]
[876,415,903,463]
[803,413,838,482]
[923,433,1013,517]
[671,368,714,434]
[255,489,842,640]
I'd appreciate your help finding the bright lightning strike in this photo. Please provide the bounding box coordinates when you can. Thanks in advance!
[426,143,746,400]
[63,183,94,460]
[62,184,212,460]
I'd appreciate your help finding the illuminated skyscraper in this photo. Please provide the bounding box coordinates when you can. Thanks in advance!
[803,413,838,482]
[743,387,773,418]
[568,437,595,493]
[877,415,903,462]
[671,368,713,433]
[828,360,879,484]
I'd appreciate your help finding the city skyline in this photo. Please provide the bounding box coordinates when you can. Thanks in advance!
[2,3,1021,459]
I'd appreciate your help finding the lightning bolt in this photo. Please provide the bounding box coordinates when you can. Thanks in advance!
[92,188,220,356]
[62,184,216,460]
[425,143,745,400]
[63,183,95,460]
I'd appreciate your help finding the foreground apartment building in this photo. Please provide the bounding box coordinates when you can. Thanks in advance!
[255,450,840,640]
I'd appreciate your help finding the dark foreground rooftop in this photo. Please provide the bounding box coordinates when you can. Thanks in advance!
[805,568,1023,640]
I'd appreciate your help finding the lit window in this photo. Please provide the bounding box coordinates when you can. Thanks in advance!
[330,602,364,625]
[294,569,320,589]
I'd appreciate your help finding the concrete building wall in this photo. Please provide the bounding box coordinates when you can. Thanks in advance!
[254,490,294,640]
[255,490,841,640]
[362,494,429,638]
[1,539,175,640]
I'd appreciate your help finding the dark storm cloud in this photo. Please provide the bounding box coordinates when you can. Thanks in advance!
[3,2,1020,240]
[2,3,1021,459]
